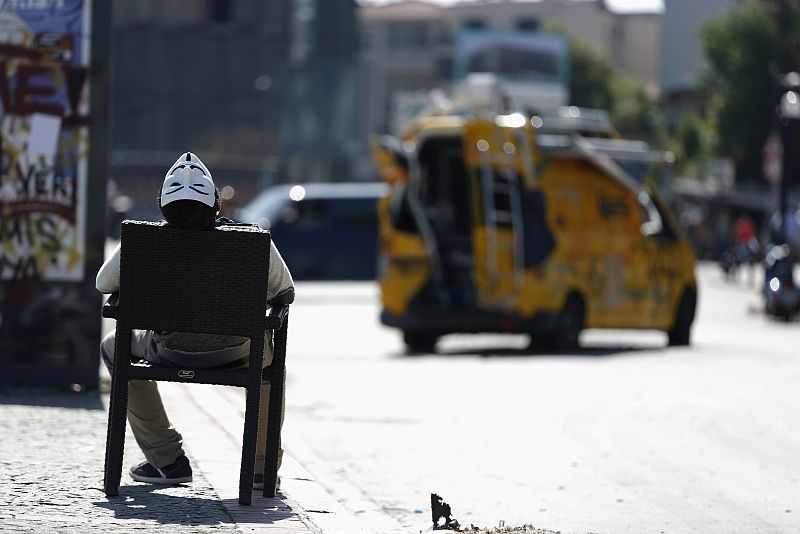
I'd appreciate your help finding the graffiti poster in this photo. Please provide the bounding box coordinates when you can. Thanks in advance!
[0,0,91,282]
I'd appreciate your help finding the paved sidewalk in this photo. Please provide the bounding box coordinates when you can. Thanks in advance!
[0,383,371,534]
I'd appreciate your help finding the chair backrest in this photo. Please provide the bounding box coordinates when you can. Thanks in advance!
[118,220,269,338]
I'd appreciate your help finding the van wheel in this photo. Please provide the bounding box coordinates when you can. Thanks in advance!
[403,331,438,354]
[559,294,584,350]
[668,289,696,346]
[542,293,584,351]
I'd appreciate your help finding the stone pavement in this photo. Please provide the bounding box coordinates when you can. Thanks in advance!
[0,381,373,534]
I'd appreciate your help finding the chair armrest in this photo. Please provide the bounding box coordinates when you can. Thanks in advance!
[102,293,120,319]
[264,304,289,330]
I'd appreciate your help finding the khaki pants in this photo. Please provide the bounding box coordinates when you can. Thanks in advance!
[100,330,284,473]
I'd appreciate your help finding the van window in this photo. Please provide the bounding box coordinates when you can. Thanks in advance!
[240,189,288,228]
[330,198,377,226]
[418,137,471,237]
[389,183,418,233]
[488,169,514,228]
[285,199,327,227]
[638,190,674,239]
[591,180,642,238]
[595,192,631,222]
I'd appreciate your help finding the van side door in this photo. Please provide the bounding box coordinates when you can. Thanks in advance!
[327,197,380,280]
[588,178,651,328]
[637,187,691,329]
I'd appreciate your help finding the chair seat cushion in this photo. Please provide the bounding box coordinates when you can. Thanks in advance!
[153,331,248,353]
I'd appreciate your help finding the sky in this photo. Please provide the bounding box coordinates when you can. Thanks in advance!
[359,0,665,14]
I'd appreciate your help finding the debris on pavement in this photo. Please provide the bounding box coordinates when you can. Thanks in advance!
[430,493,565,534]
[431,493,460,530]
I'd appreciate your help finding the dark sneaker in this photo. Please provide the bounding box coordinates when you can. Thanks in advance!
[129,455,192,485]
[252,473,280,492]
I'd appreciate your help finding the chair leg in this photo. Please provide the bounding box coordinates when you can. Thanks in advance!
[238,382,261,505]
[104,379,128,496]
[263,366,284,498]
[103,329,131,496]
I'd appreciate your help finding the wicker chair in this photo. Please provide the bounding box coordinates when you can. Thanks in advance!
[102,220,288,505]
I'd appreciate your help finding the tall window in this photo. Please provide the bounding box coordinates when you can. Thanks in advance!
[387,21,429,50]
[211,0,232,23]
[516,17,539,32]
[463,17,486,30]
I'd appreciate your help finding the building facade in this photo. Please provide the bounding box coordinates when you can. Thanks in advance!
[360,0,663,138]
[111,0,361,215]
[359,1,451,138]
[658,0,743,122]
[447,0,661,85]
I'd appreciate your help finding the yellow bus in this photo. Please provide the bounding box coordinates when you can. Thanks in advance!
[372,106,696,352]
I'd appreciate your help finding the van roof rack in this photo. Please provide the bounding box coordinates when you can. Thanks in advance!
[531,106,614,136]
[536,133,672,165]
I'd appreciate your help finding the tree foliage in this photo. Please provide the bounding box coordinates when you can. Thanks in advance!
[610,75,665,146]
[699,0,800,183]
[566,32,664,145]
[568,36,615,112]
[669,110,715,178]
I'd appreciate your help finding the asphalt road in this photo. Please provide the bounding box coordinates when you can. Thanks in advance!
[281,264,800,534]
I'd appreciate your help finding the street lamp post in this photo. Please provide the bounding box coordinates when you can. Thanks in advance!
[778,72,800,245]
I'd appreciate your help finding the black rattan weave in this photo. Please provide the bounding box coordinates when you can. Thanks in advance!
[102,220,288,505]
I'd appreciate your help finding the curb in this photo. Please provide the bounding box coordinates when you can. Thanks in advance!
[159,382,375,534]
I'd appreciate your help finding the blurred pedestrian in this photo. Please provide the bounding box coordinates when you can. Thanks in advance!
[786,206,800,254]
[733,214,759,285]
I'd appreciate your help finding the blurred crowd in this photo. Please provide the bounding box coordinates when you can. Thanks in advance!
[674,198,800,284]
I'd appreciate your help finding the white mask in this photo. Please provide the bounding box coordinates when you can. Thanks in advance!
[159,152,215,208]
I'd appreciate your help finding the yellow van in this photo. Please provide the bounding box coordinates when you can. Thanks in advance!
[372,107,696,352]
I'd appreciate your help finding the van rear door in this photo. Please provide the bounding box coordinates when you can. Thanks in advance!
[463,117,536,313]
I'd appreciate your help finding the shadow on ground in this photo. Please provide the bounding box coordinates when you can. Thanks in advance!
[94,485,301,528]
[0,386,104,409]
[395,342,667,359]
[441,344,665,358]
[221,493,302,525]
[94,484,235,526]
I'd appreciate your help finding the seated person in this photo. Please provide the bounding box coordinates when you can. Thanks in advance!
[97,152,294,490]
